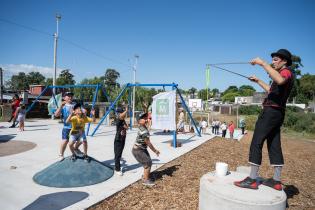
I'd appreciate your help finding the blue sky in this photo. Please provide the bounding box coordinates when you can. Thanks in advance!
[0,0,314,91]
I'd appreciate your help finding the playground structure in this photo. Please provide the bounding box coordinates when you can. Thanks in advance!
[91,83,201,148]
[26,84,111,136]
[25,83,201,148]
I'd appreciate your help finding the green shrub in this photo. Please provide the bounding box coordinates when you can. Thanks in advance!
[284,111,315,133]
[244,115,258,130]
[239,105,262,115]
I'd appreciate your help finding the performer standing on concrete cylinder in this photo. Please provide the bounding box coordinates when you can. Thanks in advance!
[114,105,128,176]
[234,49,294,191]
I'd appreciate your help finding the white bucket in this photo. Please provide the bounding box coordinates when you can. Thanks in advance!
[215,162,228,177]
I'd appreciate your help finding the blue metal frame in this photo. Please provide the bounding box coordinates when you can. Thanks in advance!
[91,82,201,148]
[91,84,129,136]
[176,87,201,137]
[86,84,100,136]
[26,84,110,136]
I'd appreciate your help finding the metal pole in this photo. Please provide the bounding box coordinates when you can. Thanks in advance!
[0,68,3,105]
[52,14,61,120]
[53,14,61,94]
[236,104,239,129]
[172,84,177,148]
[132,54,139,128]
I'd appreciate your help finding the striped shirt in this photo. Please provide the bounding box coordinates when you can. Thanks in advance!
[134,125,150,149]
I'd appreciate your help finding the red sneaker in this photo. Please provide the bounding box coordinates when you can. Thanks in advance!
[234,177,258,190]
[262,178,282,191]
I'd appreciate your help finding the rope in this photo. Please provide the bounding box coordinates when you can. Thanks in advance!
[207,62,250,65]
[209,64,250,79]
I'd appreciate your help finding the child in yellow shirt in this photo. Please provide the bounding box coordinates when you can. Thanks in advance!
[66,103,95,162]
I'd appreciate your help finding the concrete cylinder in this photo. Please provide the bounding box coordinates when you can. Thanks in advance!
[199,171,286,210]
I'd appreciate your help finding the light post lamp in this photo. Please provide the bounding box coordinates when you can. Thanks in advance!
[53,14,61,94]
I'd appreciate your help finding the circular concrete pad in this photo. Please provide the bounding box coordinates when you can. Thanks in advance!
[0,140,36,157]
[33,156,113,188]
[199,171,287,210]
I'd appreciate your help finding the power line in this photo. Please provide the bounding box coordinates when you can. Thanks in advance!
[59,37,130,67]
[0,18,52,37]
[0,17,131,68]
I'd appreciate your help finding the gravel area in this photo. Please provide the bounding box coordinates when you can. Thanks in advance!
[89,131,315,210]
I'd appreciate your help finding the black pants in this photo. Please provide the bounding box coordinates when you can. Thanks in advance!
[114,136,126,171]
[249,107,285,166]
[216,126,219,134]
[241,127,245,134]
[222,130,226,138]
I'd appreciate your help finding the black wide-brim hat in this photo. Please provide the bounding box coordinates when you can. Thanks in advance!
[271,49,292,66]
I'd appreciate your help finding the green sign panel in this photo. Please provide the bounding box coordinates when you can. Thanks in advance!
[156,99,169,115]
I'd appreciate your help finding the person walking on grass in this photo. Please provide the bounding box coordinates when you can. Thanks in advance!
[132,113,160,186]
[114,105,129,176]
[66,103,95,162]
[234,49,294,191]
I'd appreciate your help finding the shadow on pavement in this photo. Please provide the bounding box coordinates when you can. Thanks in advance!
[22,191,89,210]
[0,134,16,143]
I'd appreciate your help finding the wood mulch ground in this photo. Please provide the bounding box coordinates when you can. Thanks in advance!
[89,132,315,210]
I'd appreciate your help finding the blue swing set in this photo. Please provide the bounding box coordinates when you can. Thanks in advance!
[26,83,201,148]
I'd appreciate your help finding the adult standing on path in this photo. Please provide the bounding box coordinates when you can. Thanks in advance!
[234,49,294,191]
[114,105,128,176]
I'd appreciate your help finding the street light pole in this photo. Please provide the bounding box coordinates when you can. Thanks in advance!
[0,68,3,105]
[53,14,61,94]
[132,55,139,127]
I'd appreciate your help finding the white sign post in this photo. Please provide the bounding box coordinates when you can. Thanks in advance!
[151,90,176,130]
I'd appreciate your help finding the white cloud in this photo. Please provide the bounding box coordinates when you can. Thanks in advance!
[0,64,62,81]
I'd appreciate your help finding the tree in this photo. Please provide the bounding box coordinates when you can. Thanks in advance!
[198,88,211,101]
[104,69,120,87]
[288,55,303,101]
[7,72,28,90]
[7,71,46,91]
[45,78,53,86]
[239,85,255,96]
[222,92,240,103]
[188,87,197,99]
[223,86,238,95]
[135,87,158,110]
[56,69,75,85]
[74,76,106,102]
[27,71,45,86]
[298,74,315,103]
[211,88,220,97]
[104,69,120,98]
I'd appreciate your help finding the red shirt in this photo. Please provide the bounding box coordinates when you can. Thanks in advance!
[263,68,294,109]
[229,123,235,132]
[12,99,21,116]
